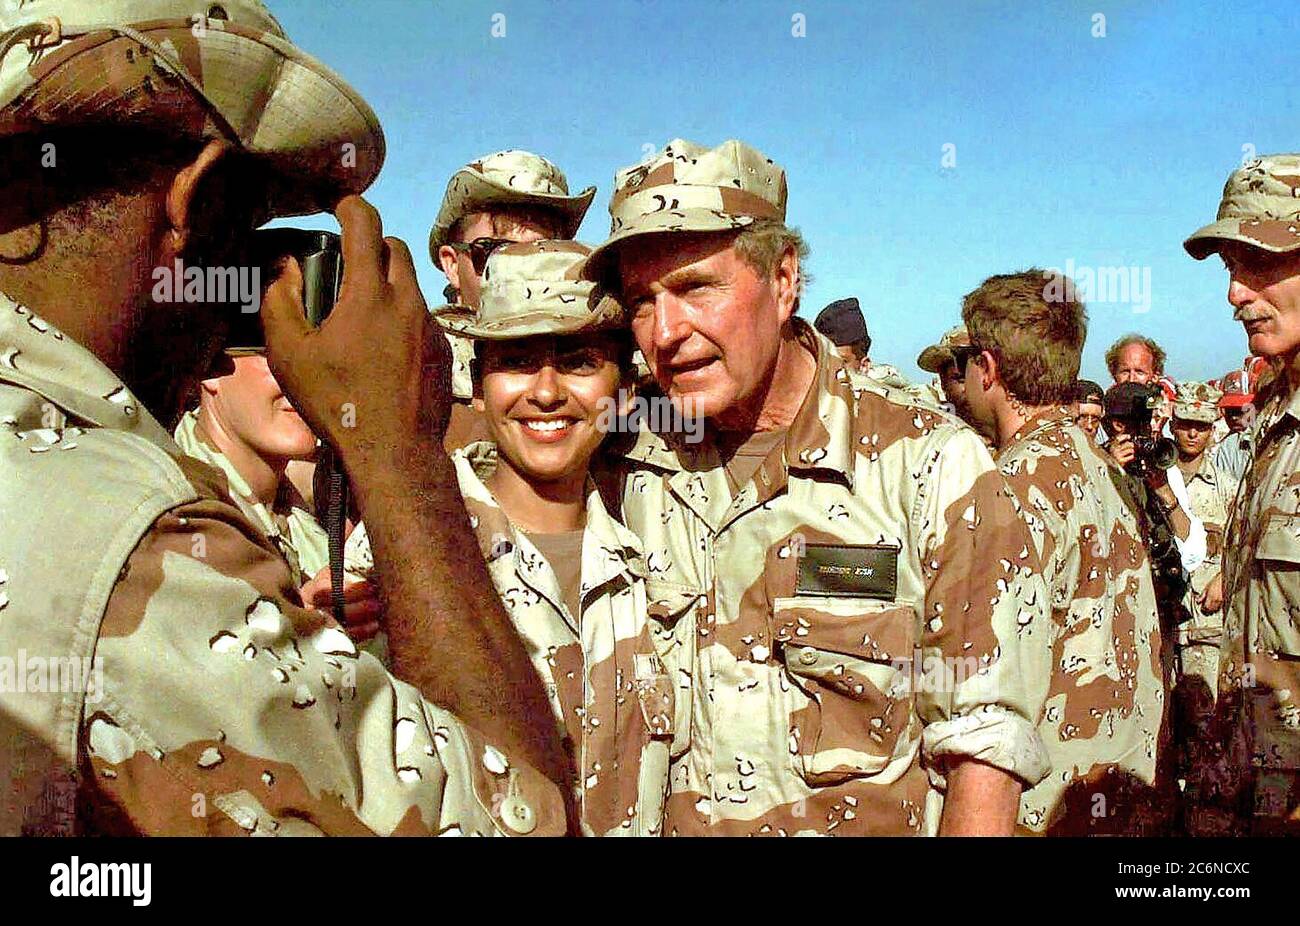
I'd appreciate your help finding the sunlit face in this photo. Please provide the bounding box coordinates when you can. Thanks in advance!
[1074,400,1103,437]
[1172,416,1213,459]
[202,353,317,461]
[620,232,796,423]
[1112,343,1158,384]
[835,344,868,370]
[1220,243,1300,363]
[475,333,623,485]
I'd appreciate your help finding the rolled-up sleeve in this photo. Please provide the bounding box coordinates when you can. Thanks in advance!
[82,498,565,836]
[911,430,1052,790]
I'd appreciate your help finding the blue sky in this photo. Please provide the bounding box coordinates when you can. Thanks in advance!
[270,0,1300,384]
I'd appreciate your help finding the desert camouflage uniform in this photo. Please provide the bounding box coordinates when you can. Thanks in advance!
[1176,452,1235,699]
[451,442,684,836]
[618,320,1052,835]
[0,296,563,835]
[1213,383,1300,830]
[174,408,328,586]
[995,408,1167,834]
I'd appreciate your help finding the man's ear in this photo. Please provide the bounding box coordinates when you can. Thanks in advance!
[773,245,800,323]
[163,139,239,256]
[979,349,1000,393]
[437,244,462,288]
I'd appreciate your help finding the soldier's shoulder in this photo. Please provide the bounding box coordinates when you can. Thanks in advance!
[849,378,989,461]
[2,421,197,512]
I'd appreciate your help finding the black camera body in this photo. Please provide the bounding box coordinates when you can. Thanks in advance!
[224,228,342,351]
[1104,381,1177,478]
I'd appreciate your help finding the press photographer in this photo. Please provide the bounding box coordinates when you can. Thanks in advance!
[1102,382,1204,628]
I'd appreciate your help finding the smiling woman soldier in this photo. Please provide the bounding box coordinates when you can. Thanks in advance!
[348,240,687,836]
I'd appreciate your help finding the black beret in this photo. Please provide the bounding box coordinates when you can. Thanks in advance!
[813,297,868,347]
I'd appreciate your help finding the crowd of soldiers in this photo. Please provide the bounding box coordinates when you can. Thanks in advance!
[0,1,1296,838]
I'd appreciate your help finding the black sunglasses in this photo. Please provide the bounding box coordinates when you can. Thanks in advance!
[449,236,515,275]
[949,345,984,371]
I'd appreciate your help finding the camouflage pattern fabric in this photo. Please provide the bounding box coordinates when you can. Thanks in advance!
[617,319,1052,835]
[1176,452,1236,698]
[0,294,563,835]
[916,324,972,374]
[173,408,328,586]
[583,138,787,285]
[1185,154,1300,260]
[1172,381,1224,424]
[341,437,685,836]
[434,240,623,341]
[428,148,595,255]
[451,442,685,836]
[0,0,384,219]
[1210,381,1300,832]
[995,409,1167,835]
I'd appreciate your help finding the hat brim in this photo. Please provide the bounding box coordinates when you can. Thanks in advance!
[428,174,596,255]
[0,20,384,219]
[431,297,625,341]
[1184,217,1300,260]
[581,209,760,286]
[1218,394,1255,408]
[916,345,954,374]
[1172,408,1219,423]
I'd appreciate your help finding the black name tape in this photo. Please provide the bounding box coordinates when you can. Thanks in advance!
[796,543,900,600]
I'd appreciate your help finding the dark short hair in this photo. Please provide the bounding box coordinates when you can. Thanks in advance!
[1073,379,1105,404]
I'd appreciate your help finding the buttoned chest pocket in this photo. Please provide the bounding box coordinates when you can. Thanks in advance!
[772,595,918,786]
[1255,514,1300,659]
[1257,514,1300,566]
[644,581,702,758]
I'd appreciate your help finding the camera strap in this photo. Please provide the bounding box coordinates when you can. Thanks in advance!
[321,447,349,627]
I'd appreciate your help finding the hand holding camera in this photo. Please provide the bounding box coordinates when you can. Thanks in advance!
[260,196,453,477]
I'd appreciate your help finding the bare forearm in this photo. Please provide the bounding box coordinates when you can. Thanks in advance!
[350,440,574,799]
[1153,486,1191,540]
[939,760,1023,836]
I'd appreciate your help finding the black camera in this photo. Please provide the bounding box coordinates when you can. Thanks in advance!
[1104,381,1177,478]
[224,228,342,351]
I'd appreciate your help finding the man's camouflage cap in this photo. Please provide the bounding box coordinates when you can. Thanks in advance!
[1171,380,1222,423]
[813,297,867,347]
[433,240,624,341]
[917,324,972,373]
[0,0,384,218]
[1185,155,1300,260]
[428,150,596,256]
[583,137,788,284]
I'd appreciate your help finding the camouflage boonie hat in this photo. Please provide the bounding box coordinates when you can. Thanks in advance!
[917,324,972,373]
[1185,155,1300,260]
[427,150,595,255]
[1172,381,1222,423]
[0,0,384,218]
[583,137,788,284]
[433,240,624,341]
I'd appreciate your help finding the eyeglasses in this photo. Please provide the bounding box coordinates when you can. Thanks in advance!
[448,237,515,275]
[949,345,983,371]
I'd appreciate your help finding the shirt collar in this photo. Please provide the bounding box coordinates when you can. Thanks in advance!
[620,318,859,487]
[455,441,645,587]
[1003,405,1076,450]
[0,292,175,451]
